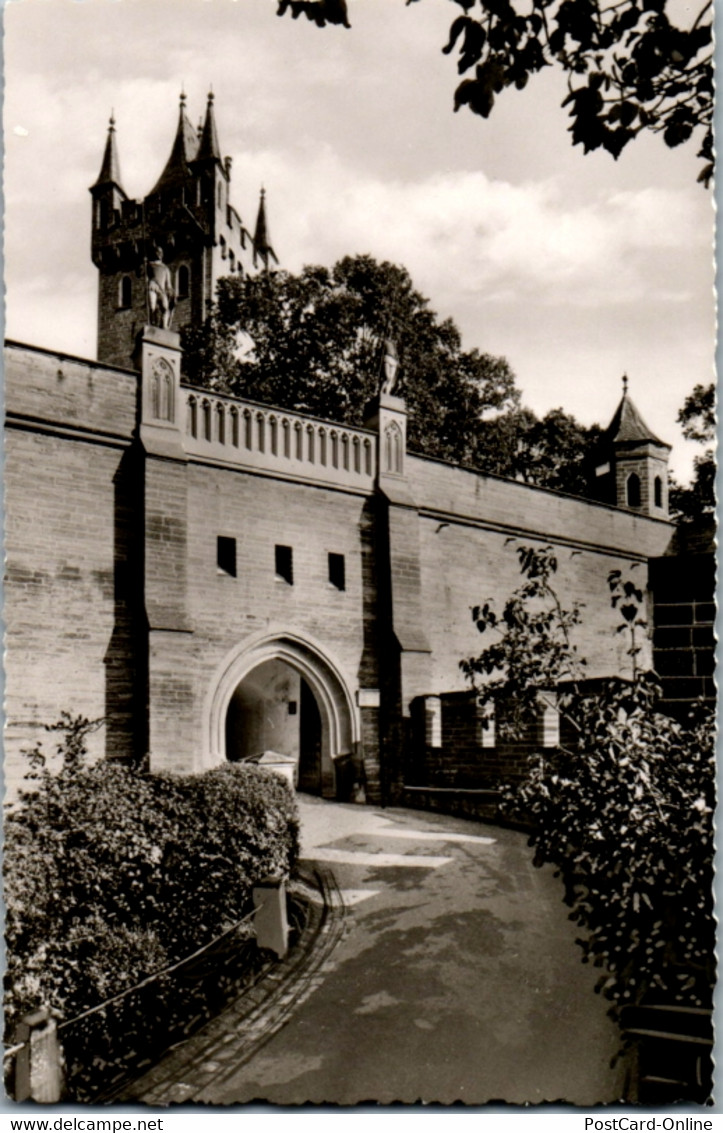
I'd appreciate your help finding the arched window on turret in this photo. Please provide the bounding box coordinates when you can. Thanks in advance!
[654,475,663,509]
[626,472,642,509]
[177,264,190,300]
[118,275,132,309]
[217,181,223,210]
[219,235,227,259]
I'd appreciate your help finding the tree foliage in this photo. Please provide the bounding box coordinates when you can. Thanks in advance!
[669,380,716,521]
[484,406,603,494]
[184,254,600,491]
[461,543,587,735]
[5,723,299,1098]
[184,254,519,465]
[278,0,713,184]
[463,543,715,1016]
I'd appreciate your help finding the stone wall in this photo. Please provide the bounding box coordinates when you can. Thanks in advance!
[408,691,555,793]
[4,339,683,803]
[4,344,141,796]
[408,453,673,704]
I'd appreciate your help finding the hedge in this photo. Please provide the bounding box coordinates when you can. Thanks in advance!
[4,759,299,1097]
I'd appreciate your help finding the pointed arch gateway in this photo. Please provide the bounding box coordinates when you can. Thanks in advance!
[204,631,359,798]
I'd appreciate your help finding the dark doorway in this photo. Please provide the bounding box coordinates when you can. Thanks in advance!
[297,678,323,793]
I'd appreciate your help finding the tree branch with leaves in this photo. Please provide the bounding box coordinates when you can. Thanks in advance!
[278,0,713,184]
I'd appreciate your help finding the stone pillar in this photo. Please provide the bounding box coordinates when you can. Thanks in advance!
[12,1007,64,1103]
[135,327,196,775]
[364,392,431,799]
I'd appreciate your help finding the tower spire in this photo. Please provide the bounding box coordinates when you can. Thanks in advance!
[150,91,199,195]
[196,89,221,163]
[91,113,125,191]
[253,188,278,271]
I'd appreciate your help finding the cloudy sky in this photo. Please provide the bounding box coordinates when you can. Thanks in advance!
[3,0,715,480]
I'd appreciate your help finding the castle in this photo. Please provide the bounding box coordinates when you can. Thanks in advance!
[4,97,714,803]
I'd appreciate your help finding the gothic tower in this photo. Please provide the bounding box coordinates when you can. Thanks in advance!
[90,93,272,370]
[593,377,671,518]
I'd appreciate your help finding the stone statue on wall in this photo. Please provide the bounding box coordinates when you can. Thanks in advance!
[147,247,175,329]
[380,337,399,396]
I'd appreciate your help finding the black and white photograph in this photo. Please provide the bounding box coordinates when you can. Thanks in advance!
[2,0,717,1112]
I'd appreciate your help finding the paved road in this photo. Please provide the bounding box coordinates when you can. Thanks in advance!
[198,796,628,1106]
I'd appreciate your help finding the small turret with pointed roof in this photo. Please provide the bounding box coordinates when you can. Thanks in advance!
[593,375,671,517]
[195,90,222,165]
[92,113,125,193]
[90,113,129,285]
[253,188,278,271]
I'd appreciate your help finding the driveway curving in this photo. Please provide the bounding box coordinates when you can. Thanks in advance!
[190,796,629,1106]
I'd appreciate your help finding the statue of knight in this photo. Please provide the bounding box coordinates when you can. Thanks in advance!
[147,246,176,330]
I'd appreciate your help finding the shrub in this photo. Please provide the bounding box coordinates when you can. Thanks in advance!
[5,754,299,1095]
[501,679,715,1008]
[465,544,716,1012]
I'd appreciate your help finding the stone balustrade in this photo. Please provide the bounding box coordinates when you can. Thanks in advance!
[182,387,377,491]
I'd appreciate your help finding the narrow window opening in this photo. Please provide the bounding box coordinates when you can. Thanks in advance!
[654,475,663,508]
[119,275,132,309]
[328,553,345,591]
[275,544,293,585]
[626,472,641,508]
[217,536,237,577]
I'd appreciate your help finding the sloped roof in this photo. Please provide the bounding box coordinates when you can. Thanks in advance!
[91,115,125,193]
[253,188,278,269]
[150,96,199,195]
[195,92,221,163]
[603,387,668,448]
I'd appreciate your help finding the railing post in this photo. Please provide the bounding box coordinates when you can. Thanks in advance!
[253,876,289,959]
[12,1007,64,1103]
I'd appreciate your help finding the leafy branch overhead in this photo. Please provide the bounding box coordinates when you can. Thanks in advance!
[429,0,713,181]
[277,0,713,184]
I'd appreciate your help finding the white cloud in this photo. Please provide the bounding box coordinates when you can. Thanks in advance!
[235,145,707,313]
[3,0,713,490]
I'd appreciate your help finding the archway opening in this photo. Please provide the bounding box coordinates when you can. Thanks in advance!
[207,631,359,799]
[224,657,326,795]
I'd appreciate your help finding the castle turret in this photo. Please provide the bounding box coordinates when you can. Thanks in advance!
[593,376,670,517]
[91,93,268,369]
[90,115,128,253]
[253,188,278,272]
